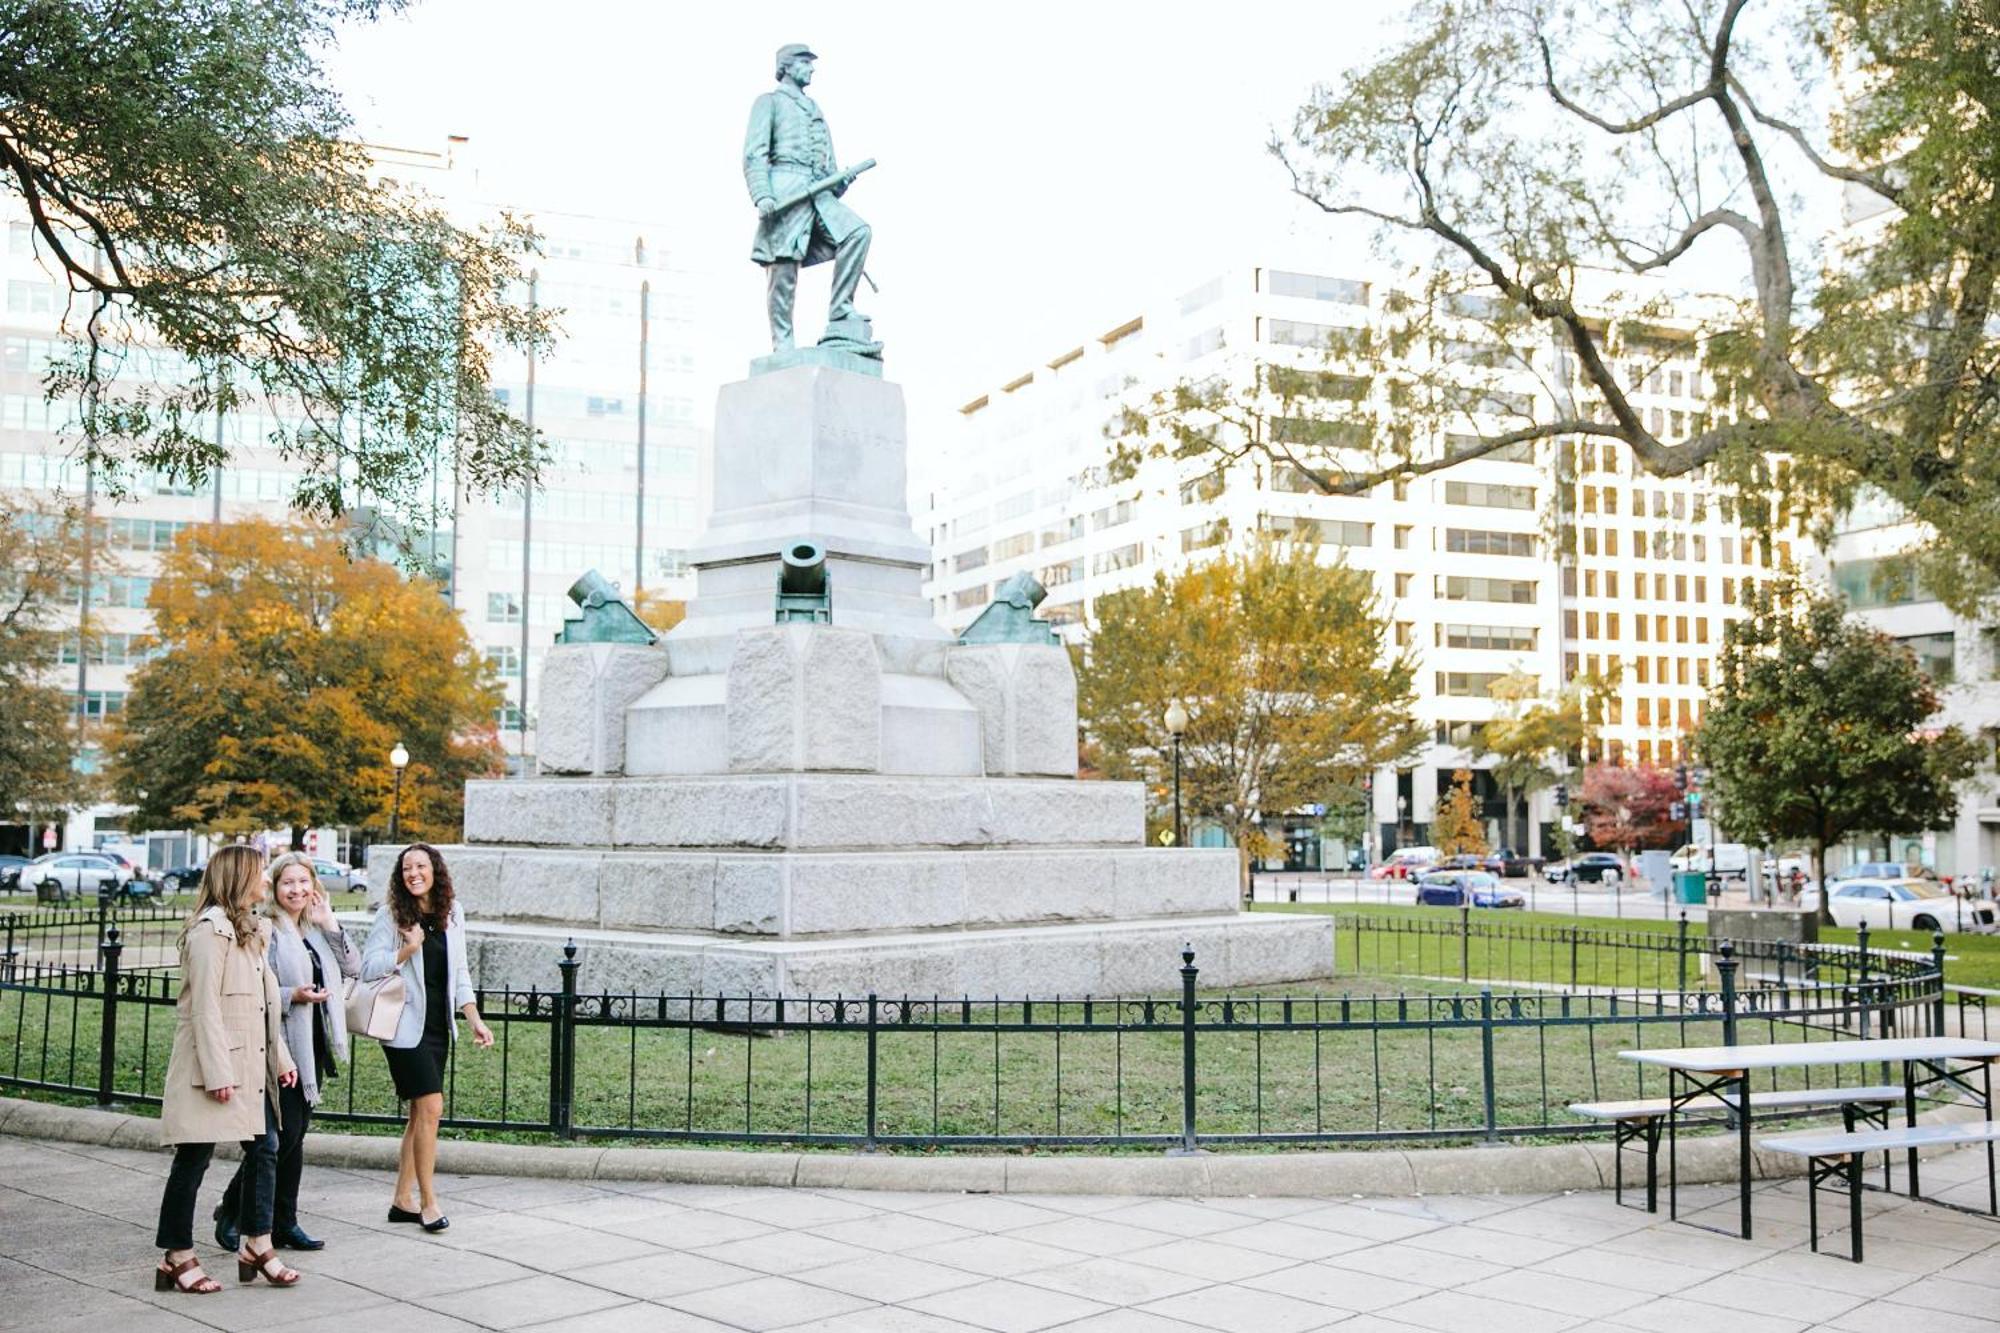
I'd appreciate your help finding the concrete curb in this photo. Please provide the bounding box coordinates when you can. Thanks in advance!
[2,1094,1979,1199]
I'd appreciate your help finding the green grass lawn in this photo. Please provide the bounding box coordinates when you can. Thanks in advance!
[1256,900,2000,991]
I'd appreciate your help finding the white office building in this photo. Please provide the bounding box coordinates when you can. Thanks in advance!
[920,257,1779,867]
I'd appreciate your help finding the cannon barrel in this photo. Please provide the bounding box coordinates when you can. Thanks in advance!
[568,569,619,609]
[779,541,827,596]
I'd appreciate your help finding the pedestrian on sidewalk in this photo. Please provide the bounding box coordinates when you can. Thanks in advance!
[361,843,492,1233]
[213,852,358,1253]
[152,844,302,1295]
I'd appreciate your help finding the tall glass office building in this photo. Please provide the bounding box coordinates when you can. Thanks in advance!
[0,136,711,860]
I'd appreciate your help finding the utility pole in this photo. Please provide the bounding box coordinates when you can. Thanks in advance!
[635,235,649,597]
[518,270,537,776]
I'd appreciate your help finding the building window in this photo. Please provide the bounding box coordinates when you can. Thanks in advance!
[1180,522,1227,553]
[1444,480,1535,511]
[1265,318,1354,349]
[486,646,521,678]
[1436,671,1523,697]
[487,593,522,624]
[1091,542,1144,575]
[1438,575,1535,604]
[1443,527,1536,557]
[1442,623,1536,651]
[1394,572,1413,597]
[1266,270,1370,305]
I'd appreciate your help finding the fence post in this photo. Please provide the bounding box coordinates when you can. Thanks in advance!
[1677,911,1690,996]
[1855,921,1872,1040]
[1479,988,1499,1145]
[863,993,880,1150]
[1717,941,1738,1048]
[1568,926,1579,991]
[97,925,123,1106]
[1459,902,1471,983]
[2,914,14,980]
[1932,931,1948,1036]
[550,939,578,1139]
[1177,944,1199,1155]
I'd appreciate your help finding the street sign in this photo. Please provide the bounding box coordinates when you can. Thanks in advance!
[1692,817,1714,844]
[1305,803,1326,817]
[1157,828,1176,847]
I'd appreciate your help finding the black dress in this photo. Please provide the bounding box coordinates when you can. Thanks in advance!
[383,921,450,1100]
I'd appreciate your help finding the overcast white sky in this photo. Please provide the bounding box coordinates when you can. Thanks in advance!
[327,1,1398,429]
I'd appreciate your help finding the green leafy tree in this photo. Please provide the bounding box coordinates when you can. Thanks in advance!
[1430,769,1489,857]
[108,517,503,846]
[1118,0,2000,609]
[1698,583,1981,922]
[1077,540,1425,887]
[0,494,94,818]
[1478,667,1613,851]
[0,0,554,519]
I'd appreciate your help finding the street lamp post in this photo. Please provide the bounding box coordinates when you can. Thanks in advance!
[389,742,410,843]
[1164,700,1189,850]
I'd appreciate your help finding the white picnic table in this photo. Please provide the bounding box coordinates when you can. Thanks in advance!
[1619,1035,2000,1237]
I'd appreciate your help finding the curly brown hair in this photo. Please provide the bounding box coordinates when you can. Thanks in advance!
[386,843,456,932]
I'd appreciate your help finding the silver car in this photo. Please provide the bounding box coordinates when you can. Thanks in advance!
[27,852,125,901]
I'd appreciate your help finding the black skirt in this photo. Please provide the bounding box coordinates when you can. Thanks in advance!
[384,1029,448,1100]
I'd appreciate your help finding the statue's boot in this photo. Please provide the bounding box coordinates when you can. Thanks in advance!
[827,225,872,324]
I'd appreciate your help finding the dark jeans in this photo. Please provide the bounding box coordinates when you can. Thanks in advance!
[220,1081,309,1230]
[152,1095,278,1251]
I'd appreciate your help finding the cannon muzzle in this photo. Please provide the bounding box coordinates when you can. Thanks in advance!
[779,541,827,596]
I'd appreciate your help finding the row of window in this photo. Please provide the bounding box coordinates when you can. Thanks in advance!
[58,633,156,666]
[484,541,690,581]
[1565,608,1714,646]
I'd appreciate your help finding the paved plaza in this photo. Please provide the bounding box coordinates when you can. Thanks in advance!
[3,1134,1999,1332]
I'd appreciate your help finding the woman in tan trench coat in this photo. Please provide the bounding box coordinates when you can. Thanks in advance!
[152,845,301,1294]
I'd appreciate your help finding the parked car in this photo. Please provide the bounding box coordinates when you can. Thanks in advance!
[311,859,363,895]
[1545,852,1629,884]
[1415,870,1527,909]
[1370,846,1439,880]
[0,854,29,892]
[1494,848,1542,878]
[26,852,124,901]
[1437,853,1493,872]
[1823,877,1996,934]
[158,864,207,893]
[1828,861,1934,885]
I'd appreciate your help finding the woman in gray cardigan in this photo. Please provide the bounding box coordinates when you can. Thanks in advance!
[214,852,359,1252]
[361,844,491,1232]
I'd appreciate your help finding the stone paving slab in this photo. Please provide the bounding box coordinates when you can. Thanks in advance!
[3,1133,1999,1331]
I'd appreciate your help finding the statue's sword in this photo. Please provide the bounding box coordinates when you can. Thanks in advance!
[769,158,880,293]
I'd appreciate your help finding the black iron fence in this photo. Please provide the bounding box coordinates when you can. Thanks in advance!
[0,903,188,973]
[0,922,1951,1151]
[1337,909,1939,996]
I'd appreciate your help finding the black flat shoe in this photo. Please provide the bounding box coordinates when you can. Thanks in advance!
[273,1224,324,1251]
[420,1214,449,1233]
[386,1204,422,1224]
[213,1216,239,1252]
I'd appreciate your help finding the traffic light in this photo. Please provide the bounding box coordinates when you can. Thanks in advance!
[1675,764,1689,790]
[1553,783,1569,809]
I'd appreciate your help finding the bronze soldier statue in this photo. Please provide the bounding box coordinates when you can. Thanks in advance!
[743,44,878,359]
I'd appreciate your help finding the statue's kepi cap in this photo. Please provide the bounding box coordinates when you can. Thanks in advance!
[776,43,817,69]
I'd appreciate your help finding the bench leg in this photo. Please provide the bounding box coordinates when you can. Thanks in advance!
[1807,1159,1819,1255]
[1645,1118,1661,1214]
[1848,1151,1864,1264]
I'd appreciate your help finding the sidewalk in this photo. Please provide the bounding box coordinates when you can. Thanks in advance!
[5,1133,1998,1332]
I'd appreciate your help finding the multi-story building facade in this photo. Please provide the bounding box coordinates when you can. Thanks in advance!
[0,136,709,861]
[920,257,1779,866]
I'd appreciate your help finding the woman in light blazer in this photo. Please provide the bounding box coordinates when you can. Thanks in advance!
[361,843,491,1232]
[152,844,301,1294]
[214,852,359,1252]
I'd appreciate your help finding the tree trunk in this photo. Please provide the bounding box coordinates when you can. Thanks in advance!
[1813,839,1834,927]
[289,824,306,852]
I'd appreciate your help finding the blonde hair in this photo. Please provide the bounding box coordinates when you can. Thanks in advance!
[265,851,318,927]
[188,844,267,946]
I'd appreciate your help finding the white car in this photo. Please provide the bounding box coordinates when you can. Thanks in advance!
[1822,877,1997,934]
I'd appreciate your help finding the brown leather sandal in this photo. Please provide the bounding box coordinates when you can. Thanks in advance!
[237,1245,301,1286]
[155,1254,221,1294]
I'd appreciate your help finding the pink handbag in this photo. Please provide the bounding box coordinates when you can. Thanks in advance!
[344,972,405,1042]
